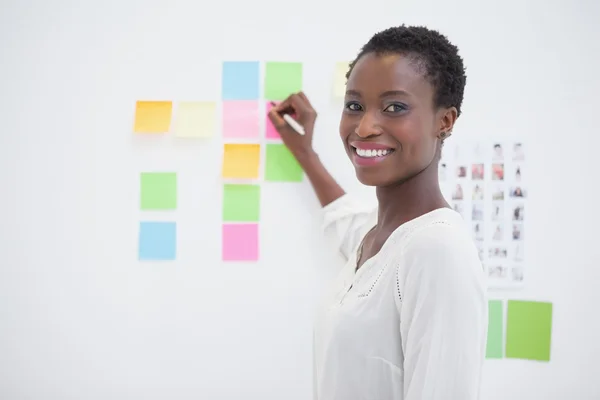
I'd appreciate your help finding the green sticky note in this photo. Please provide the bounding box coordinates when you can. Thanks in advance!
[222,184,260,222]
[506,300,553,361]
[486,300,504,359]
[264,62,303,101]
[265,144,303,182]
[140,172,177,210]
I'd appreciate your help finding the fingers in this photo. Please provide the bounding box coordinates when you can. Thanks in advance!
[267,103,286,127]
[275,92,313,116]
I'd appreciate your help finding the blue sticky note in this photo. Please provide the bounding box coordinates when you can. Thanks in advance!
[222,61,260,100]
[138,221,176,260]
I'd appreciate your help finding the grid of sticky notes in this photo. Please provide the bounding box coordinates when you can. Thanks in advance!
[220,61,304,261]
[138,172,177,260]
[133,100,216,137]
[485,299,553,361]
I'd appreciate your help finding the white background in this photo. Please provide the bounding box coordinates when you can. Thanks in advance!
[1,0,599,399]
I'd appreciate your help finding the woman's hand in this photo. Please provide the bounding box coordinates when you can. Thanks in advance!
[267,91,317,160]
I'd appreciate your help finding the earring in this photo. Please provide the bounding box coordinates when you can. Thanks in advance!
[440,130,452,139]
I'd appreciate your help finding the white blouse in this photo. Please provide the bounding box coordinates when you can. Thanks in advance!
[313,194,488,400]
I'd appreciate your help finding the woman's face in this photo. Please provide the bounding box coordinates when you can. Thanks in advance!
[339,52,456,187]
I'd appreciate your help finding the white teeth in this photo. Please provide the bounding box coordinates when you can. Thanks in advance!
[355,148,392,158]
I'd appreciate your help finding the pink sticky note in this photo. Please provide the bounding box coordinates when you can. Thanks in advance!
[222,223,259,261]
[222,100,260,139]
[266,101,280,139]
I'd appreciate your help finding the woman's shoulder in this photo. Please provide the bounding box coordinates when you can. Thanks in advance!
[390,208,480,269]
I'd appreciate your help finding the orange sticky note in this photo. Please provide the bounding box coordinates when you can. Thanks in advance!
[133,101,173,133]
[222,144,260,179]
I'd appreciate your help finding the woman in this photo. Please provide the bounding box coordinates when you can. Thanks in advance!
[268,25,487,400]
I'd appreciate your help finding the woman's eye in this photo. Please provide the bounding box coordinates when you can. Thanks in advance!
[383,103,407,113]
[345,102,362,111]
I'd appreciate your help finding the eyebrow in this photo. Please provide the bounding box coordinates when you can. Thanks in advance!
[345,89,411,98]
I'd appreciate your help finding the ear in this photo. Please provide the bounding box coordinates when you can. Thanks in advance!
[437,107,458,140]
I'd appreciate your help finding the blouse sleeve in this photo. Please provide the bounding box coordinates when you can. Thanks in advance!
[397,223,488,400]
[321,194,376,261]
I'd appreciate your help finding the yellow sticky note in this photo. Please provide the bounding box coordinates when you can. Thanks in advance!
[222,144,260,179]
[333,62,350,98]
[133,101,173,133]
[174,101,216,138]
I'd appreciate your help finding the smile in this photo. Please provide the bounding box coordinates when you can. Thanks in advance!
[350,144,395,167]
[354,148,393,158]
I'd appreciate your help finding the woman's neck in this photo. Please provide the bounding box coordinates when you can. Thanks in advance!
[375,163,448,233]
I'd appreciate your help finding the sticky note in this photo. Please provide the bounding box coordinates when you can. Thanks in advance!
[222,223,259,261]
[222,61,260,100]
[139,221,176,260]
[222,100,260,139]
[264,62,303,101]
[133,101,173,133]
[223,184,260,222]
[506,300,553,361]
[140,172,177,210]
[221,144,260,179]
[333,62,350,98]
[265,101,280,139]
[486,300,504,359]
[174,101,216,138]
[265,144,303,182]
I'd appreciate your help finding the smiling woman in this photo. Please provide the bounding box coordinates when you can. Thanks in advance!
[268,25,487,400]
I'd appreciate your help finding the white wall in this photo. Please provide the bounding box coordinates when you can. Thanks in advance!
[1,0,599,399]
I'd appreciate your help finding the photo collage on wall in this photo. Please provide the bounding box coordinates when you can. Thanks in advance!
[439,140,527,289]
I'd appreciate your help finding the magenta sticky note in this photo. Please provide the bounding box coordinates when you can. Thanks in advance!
[266,101,280,139]
[222,100,260,139]
[222,223,259,261]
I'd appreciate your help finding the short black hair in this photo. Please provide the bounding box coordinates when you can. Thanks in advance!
[346,25,467,117]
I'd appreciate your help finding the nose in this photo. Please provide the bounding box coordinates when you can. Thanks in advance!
[355,110,383,138]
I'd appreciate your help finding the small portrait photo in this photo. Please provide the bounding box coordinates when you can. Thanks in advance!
[452,184,464,200]
[473,222,484,241]
[488,265,508,279]
[492,223,504,241]
[472,202,484,221]
[476,243,484,260]
[492,143,503,160]
[514,165,522,182]
[491,202,504,221]
[492,163,504,180]
[511,266,524,282]
[471,163,484,180]
[512,243,524,261]
[512,223,524,240]
[510,186,526,198]
[513,142,525,161]
[492,186,505,200]
[456,165,467,178]
[472,184,484,200]
[488,247,508,258]
[472,143,485,161]
[513,204,524,221]
[438,162,447,181]
[453,202,465,218]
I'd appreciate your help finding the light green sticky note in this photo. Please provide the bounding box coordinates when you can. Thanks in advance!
[222,184,260,222]
[264,62,303,101]
[140,172,177,210]
[265,144,303,182]
[506,300,553,361]
[486,300,503,359]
